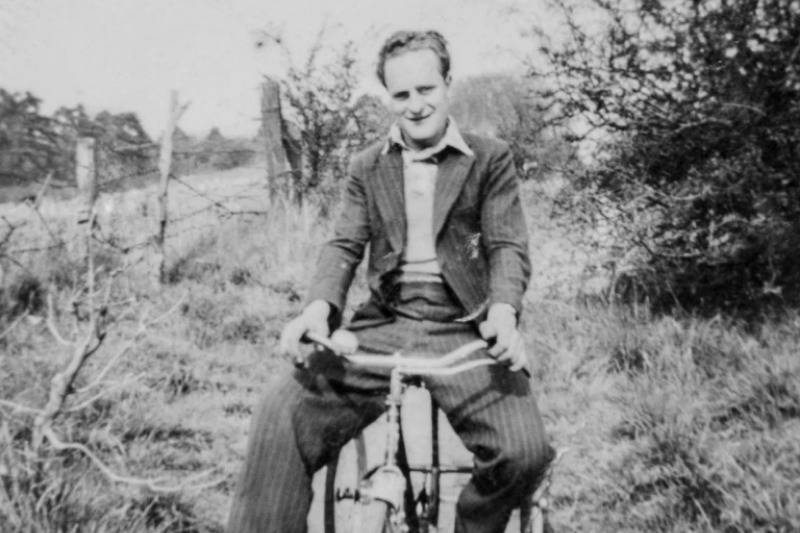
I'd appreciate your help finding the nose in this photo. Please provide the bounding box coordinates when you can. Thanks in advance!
[407,93,425,115]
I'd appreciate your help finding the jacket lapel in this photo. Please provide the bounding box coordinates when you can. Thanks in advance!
[373,150,406,252]
[432,149,475,239]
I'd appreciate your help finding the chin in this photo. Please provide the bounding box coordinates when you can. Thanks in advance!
[403,125,444,148]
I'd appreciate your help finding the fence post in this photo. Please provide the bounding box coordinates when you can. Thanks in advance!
[261,78,292,202]
[154,90,189,284]
[75,137,97,261]
[76,137,97,225]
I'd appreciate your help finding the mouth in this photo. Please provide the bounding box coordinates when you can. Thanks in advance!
[406,114,432,124]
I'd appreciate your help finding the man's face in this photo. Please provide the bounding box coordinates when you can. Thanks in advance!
[383,48,451,150]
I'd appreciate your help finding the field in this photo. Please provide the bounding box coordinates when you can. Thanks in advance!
[1,165,799,532]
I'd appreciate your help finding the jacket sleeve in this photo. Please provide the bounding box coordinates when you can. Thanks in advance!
[481,142,531,316]
[306,158,371,325]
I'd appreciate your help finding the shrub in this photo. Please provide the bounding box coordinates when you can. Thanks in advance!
[540,0,800,315]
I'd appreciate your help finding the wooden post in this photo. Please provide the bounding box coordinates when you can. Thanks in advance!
[154,90,189,284]
[74,137,97,262]
[261,78,290,201]
[76,137,97,225]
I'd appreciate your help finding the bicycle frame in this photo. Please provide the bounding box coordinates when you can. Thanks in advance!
[306,333,555,533]
[363,352,493,529]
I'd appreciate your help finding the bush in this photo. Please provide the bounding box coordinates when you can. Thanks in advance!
[539,0,800,315]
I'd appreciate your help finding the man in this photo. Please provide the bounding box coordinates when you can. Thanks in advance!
[228,30,553,533]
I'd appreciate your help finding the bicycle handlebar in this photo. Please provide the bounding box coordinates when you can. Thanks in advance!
[302,331,495,377]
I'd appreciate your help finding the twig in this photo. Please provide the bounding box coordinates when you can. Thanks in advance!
[67,374,145,413]
[42,426,224,493]
[31,171,53,209]
[0,309,29,341]
[82,293,186,390]
[0,399,42,414]
[81,327,145,392]
[4,242,66,255]
[46,292,73,346]
[220,209,270,219]
[0,215,24,249]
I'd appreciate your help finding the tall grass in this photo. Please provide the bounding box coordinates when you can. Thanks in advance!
[2,169,799,531]
[525,302,800,532]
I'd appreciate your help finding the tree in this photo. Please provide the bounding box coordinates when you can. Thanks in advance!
[537,0,800,314]
[349,93,392,150]
[0,89,64,186]
[258,26,361,204]
[450,74,575,180]
[0,89,157,194]
[256,25,392,205]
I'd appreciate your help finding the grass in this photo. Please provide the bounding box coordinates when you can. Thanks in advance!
[1,166,799,532]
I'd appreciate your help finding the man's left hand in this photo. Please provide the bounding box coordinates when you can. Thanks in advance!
[478,303,528,373]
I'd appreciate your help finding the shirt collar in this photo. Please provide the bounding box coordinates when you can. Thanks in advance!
[381,118,474,159]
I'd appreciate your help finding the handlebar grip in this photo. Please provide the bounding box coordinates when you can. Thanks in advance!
[294,332,336,368]
[301,331,332,349]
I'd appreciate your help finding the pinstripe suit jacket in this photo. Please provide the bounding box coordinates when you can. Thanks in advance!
[307,132,531,327]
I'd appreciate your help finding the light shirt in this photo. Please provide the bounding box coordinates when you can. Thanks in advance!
[382,119,474,281]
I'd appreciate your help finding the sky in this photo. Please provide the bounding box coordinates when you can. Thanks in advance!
[0,0,558,139]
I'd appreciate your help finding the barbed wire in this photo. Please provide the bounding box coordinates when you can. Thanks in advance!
[169,174,240,215]
[173,149,258,156]
[2,186,270,259]
[106,142,259,157]
[96,167,161,190]
[0,146,276,270]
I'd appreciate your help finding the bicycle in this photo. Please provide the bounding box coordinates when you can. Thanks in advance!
[302,331,561,533]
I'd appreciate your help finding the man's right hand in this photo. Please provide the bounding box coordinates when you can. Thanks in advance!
[279,300,331,360]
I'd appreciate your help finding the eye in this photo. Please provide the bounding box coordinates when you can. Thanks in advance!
[418,86,434,94]
[392,91,409,101]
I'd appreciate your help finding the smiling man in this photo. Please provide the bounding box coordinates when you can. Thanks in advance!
[227,30,554,533]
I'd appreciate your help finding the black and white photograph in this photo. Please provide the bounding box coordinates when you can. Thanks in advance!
[1,0,798,531]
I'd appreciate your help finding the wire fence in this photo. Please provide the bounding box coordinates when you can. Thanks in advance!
[0,85,313,285]
[0,144,273,271]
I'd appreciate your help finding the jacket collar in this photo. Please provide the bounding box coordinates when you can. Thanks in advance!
[373,119,476,251]
[380,118,474,160]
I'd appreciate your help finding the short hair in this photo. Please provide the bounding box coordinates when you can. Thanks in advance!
[376,30,451,86]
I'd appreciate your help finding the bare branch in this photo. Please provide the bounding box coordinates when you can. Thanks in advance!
[33,323,105,448]
[82,293,186,390]
[67,373,144,413]
[0,215,25,250]
[0,309,28,341]
[46,291,73,346]
[32,170,53,209]
[42,426,224,493]
[0,399,42,414]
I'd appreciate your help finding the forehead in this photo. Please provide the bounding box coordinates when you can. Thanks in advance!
[383,48,446,91]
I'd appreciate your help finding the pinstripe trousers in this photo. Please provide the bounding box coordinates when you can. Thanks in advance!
[227,287,553,533]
